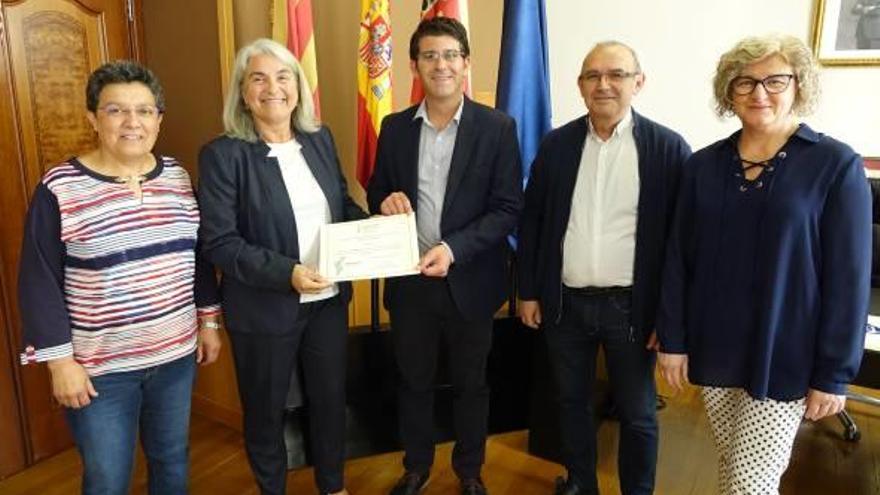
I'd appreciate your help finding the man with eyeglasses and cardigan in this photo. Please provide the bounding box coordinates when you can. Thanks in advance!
[367,16,523,495]
[517,41,690,495]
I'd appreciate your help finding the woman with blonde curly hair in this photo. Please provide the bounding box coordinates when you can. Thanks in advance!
[656,34,871,494]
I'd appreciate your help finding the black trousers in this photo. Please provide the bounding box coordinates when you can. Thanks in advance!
[228,296,347,495]
[389,276,493,480]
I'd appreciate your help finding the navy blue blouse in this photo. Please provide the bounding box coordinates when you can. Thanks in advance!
[657,124,871,400]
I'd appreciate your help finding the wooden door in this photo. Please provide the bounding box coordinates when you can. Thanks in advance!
[0,267,27,478]
[0,0,141,471]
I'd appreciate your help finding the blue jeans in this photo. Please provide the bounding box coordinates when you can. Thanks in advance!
[65,353,196,495]
[544,288,657,495]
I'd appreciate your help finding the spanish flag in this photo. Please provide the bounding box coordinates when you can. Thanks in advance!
[356,0,393,187]
[272,0,321,116]
[410,0,471,104]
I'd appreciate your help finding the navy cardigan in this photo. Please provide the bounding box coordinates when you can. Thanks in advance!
[657,125,870,400]
[518,111,691,336]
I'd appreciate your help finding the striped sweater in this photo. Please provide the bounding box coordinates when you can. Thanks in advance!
[18,156,220,376]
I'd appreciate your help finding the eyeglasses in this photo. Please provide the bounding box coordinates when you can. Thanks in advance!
[98,104,161,120]
[730,74,795,96]
[417,50,464,63]
[578,70,640,84]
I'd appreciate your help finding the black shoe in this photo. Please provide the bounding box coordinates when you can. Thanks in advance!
[553,476,586,495]
[461,478,488,495]
[389,472,429,495]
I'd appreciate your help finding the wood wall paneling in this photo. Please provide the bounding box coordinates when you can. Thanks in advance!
[140,0,242,427]
[141,0,224,176]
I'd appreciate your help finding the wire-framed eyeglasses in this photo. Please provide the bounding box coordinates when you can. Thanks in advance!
[417,50,464,63]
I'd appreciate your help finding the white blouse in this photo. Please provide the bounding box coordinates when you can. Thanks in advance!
[267,139,338,303]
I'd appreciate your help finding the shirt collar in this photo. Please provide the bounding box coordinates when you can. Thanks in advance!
[792,123,820,143]
[724,122,817,149]
[414,98,465,129]
[587,109,633,141]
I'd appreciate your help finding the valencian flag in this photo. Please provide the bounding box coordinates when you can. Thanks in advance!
[496,0,552,187]
[272,0,321,116]
[357,0,393,187]
[410,0,471,103]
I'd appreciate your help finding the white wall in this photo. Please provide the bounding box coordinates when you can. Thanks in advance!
[546,1,880,156]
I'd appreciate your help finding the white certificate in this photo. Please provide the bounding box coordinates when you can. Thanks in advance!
[319,213,420,282]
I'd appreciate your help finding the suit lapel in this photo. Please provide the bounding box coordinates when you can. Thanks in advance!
[250,140,298,253]
[298,131,342,220]
[442,98,475,217]
[401,112,422,205]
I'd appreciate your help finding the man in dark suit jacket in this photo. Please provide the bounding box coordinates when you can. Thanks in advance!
[518,42,691,495]
[367,17,522,495]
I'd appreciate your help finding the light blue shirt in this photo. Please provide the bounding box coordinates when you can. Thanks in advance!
[413,99,463,255]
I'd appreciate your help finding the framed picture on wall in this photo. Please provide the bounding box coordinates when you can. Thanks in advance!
[812,0,880,65]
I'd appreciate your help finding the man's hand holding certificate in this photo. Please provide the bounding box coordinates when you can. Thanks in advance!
[318,213,420,282]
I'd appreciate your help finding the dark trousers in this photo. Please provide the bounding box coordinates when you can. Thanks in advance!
[228,296,347,495]
[389,276,493,480]
[544,288,657,495]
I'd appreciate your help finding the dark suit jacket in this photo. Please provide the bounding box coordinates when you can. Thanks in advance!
[518,111,691,334]
[367,97,524,320]
[198,126,367,335]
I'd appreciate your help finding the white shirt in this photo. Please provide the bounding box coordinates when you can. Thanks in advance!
[268,139,338,302]
[562,111,640,288]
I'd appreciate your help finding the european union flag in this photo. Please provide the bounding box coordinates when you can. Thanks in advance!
[496,0,552,189]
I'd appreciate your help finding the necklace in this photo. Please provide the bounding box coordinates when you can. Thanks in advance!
[79,150,154,202]
[115,174,148,201]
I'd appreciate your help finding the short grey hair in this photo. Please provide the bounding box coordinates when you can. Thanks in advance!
[585,40,643,74]
[223,38,319,141]
[713,34,819,118]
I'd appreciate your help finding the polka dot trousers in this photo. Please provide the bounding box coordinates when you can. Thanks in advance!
[701,387,806,495]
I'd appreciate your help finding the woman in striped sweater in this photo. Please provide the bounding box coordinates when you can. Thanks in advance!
[18,60,222,495]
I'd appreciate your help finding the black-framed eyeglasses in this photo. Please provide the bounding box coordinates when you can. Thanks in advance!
[730,74,796,96]
[578,70,640,84]
[417,50,464,63]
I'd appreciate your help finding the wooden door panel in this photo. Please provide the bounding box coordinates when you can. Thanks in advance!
[0,3,35,479]
[0,0,135,465]
[5,0,130,194]
[0,262,27,479]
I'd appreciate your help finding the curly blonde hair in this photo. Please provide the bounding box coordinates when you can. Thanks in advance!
[713,34,819,118]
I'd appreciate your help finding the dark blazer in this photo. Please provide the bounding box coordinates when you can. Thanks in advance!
[518,111,691,334]
[198,126,367,335]
[367,97,523,320]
